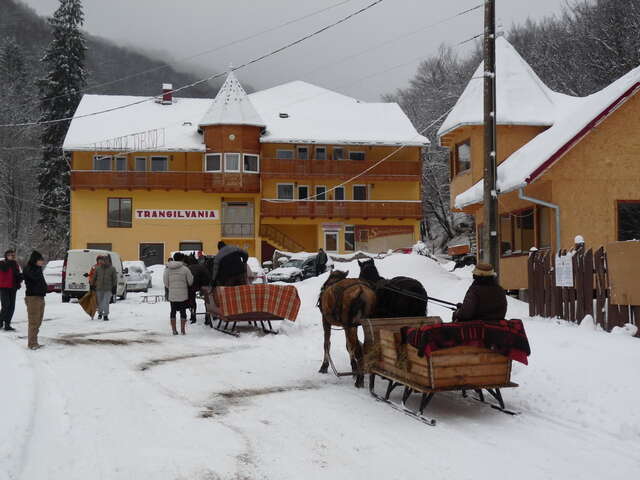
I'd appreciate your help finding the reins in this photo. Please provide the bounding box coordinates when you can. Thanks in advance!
[375,281,458,311]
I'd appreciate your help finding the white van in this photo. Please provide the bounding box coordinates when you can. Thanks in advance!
[62,249,127,303]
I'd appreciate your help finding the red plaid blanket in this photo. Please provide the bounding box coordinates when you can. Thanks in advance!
[402,319,531,365]
[213,284,300,321]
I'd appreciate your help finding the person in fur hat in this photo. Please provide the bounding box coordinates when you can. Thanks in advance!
[452,263,507,322]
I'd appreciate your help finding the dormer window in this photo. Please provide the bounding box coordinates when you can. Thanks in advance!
[455,140,471,174]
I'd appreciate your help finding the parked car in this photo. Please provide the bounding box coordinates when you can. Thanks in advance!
[266,256,317,283]
[247,257,267,284]
[43,259,64,293]
[124,260,152,292]
[62,249,127,303]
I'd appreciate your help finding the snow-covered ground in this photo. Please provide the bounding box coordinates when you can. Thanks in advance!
[1,254,639,480]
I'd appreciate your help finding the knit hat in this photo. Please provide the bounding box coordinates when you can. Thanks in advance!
[472,263,496,277]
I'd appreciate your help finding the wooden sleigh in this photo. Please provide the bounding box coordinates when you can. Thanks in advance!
[360,316,519,426]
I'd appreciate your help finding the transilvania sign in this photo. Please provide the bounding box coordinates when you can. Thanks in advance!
[135,209,219,220]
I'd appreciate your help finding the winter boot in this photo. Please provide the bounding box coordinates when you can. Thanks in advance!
[180,319,187,335]
[97,313,102,320]
[170,318,178,335]
[103,315,109,321]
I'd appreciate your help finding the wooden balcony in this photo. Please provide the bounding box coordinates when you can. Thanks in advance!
[70,171,260,193]
[261,159,420,180]
[261,200,422,219]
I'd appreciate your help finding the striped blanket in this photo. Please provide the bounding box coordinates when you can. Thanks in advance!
[212,284,301,321]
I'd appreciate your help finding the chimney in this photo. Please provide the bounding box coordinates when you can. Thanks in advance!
[161,83,173,104]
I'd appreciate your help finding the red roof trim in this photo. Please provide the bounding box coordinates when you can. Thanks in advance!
[525,82,640,184]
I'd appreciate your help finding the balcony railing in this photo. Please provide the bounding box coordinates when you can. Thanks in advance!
[70,171,260,193]
[261,200,422,219]
[261,159,420,180]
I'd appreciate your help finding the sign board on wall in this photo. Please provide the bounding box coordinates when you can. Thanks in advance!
[135,210,219,220]
[606,241,640,305]
[555,254,574,287]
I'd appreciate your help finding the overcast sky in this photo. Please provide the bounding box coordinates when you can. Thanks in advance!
[24,0,564,100]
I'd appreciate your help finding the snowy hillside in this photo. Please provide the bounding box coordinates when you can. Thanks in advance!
[1,254,639,479]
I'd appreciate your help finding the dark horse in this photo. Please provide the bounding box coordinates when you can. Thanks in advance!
[358,258,427,318]
[318,270,377,388]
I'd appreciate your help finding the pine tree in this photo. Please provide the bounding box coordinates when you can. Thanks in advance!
[37,0,86,256]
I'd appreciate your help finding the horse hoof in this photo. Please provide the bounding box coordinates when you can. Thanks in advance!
[354,380,364,388]
[319,367,328,374]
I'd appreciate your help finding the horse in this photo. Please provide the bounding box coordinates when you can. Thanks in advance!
[318,269,377,388]
[358,258,427,318]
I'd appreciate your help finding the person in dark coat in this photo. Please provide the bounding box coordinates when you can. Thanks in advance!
[0,249,23,331]
[211,241,249,287]
[315,248,328,276]
[452,263,507,322]
[185,255,212,323]
[23,251,48,349]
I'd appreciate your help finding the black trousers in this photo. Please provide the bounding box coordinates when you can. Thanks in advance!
[0,288,17,328]
[170,301,188,320]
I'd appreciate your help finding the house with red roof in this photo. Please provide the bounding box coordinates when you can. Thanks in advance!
[439,37,640,290]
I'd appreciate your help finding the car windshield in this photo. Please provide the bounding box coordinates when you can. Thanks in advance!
[282,259,304,269]
[129,266,143,274]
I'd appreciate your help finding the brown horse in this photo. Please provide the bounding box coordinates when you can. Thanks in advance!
[318,270,377,388]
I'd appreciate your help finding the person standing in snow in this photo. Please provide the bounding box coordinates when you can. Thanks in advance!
[452,263,507,322]
[91,256,118,321]
[0,249,23,331]
[211,241,248,287]
[163,252,194,335]
[315,248,328,276]
[22,251,48,349]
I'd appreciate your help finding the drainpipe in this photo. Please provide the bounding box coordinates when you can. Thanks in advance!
[518,187,561,252]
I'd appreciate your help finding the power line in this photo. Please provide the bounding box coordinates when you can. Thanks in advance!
[7,0,357,112]
[0,0,386,129]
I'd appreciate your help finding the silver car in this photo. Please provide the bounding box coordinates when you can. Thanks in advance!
[123,261,152,292]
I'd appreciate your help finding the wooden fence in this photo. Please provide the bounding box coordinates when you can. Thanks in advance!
[528,247,640,332]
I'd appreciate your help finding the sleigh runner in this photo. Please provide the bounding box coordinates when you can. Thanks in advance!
[204,284,301,336]
[360,316,529,425]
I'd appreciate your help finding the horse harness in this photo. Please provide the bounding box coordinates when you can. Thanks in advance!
[319,279,373,327]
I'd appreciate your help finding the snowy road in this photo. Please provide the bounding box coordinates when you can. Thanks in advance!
[2,255,639,479]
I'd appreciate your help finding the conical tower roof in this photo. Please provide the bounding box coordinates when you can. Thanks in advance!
[199,71,265,128]
[438,37,567,138]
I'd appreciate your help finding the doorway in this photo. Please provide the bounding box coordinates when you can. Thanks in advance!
[324,231,339,252]
[139,243,164,266]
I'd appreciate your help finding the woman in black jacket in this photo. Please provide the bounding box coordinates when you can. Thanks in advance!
[452,263,507,322]
[23,251,48,349]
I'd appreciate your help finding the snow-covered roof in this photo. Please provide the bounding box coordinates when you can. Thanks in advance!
[63,95,211,152]
[198,71,265,128]
[64,77,427,151]
[249,81,428,146]
[438,37,576,139]
[455,65,640,209]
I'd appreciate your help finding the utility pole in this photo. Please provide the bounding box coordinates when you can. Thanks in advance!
[483,0,499,278]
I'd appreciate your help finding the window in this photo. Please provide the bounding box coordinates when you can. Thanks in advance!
[500,209,535,256]
[315,147,327,160]
[134,157,147,172]
[334,186,345,201]
[87,243,112,251]
[315,186,326,201]
[277,183,294,200]
[353,185,368,201]
[277,149,294,160]
[94,155,112,171]
[297,147,309,160]
[349,151,366,161]
[344,225,355,251]
[324,231,338,252]
[455,140,471,174]
[205,153,221,172]
[538,206,551,249]
[618,201,640,241]
[114,156,127,171]
[150,156,168,172]
[179,242,203,252]
[334,147,345,160]
[108,198,132,228]
[298,185,309,200]
[224,153,241,172]
[243,154,259,173]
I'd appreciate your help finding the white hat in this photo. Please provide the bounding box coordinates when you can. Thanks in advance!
[574,235,585,244]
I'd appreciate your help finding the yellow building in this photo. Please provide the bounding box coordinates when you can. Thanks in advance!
[439,38,640,290]
[63,74,427,264]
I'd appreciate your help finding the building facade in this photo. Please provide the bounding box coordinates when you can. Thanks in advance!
[439,38,640,290]
[64,74,427,264]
